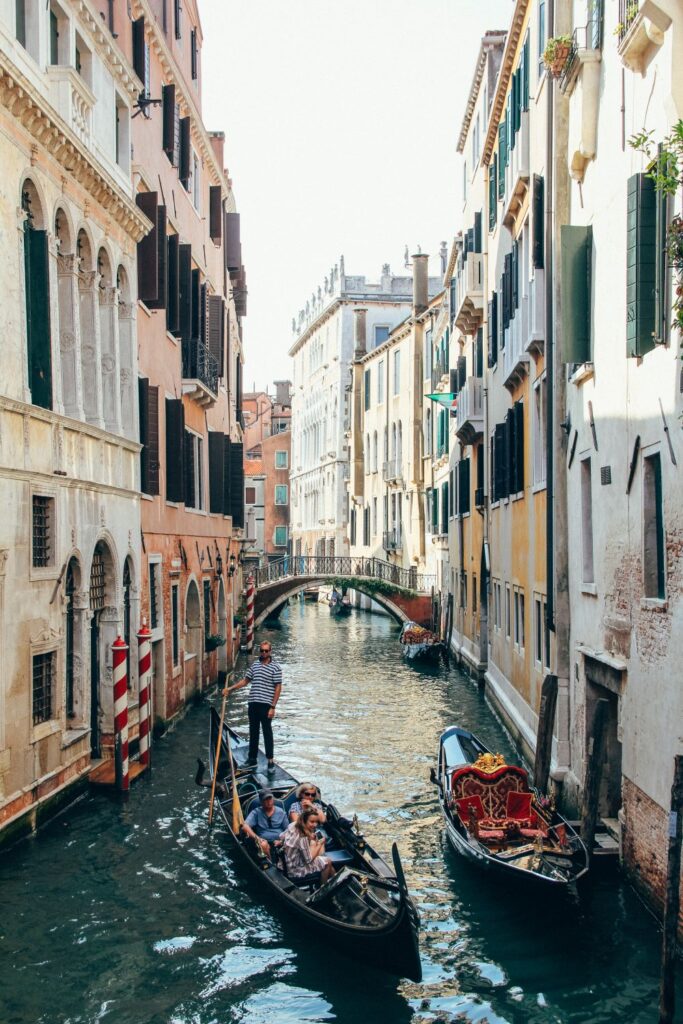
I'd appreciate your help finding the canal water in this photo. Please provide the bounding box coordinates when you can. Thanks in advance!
[0,603,679,1024]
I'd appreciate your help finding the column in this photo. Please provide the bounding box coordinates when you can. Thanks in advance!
[57,253,84,421]
[99,286,122,435]
[78,270,104,428]
[118,301,137,441]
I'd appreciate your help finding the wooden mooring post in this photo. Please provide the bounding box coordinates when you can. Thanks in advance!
[580,698,609,863]
[533,674,558,794]
[659,754,683,1024]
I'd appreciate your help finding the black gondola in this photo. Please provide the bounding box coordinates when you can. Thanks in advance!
[206,707,422,981]
[432,726,589,888]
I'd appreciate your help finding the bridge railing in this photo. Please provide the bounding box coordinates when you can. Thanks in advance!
[253,556,436,594]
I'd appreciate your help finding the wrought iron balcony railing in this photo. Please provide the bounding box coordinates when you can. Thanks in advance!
[182,339,219,400]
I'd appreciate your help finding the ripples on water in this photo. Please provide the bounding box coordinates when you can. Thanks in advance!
[0,603,678,1024]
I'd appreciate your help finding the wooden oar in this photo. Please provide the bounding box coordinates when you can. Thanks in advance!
[224,702,244,834]
[208,687,228,827]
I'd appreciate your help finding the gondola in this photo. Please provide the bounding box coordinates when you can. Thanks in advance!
[399,621,444,662]
[329,598,352,617]
[205,707,422,981]
[431,726,589,888]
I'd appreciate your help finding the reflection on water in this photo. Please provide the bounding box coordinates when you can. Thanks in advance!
[0,602,678,1024]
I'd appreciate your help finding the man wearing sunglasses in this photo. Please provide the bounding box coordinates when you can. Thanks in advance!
[225,641,282,772]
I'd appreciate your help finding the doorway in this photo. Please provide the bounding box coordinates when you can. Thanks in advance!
[585,677,622,820]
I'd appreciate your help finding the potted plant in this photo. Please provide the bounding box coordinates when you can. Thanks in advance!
[205,633,226,653]
[543,35,572,76]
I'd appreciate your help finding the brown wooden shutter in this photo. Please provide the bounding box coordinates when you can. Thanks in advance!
[208,295,224,376]
[179,116,191,187]
[136,192,158,303]
[235,357,242,423]
[162,84,176,161]
[191,269,201,340]
[208,432,225,514]
[225,212,241,274]
[147,205,167,310]
[222,434,232,514]
[178,243,192,341]
[166,234,179,334]
[183,430,195,507]
[209,186,222,243]
[139,378,160,495]
[190,28,198,79]
[165,398,185,501]
[229,440,244,527]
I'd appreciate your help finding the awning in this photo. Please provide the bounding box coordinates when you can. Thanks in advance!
[426,392,458,409]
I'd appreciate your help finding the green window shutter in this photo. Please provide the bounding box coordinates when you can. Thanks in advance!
[489,158,497,231]
[561,225,592,363]
[523,34,530,109]
[24,227,53,410]
[626,174,657,357]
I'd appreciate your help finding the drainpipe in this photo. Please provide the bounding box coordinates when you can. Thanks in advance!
[413,254,429,563]
[545,0,555,637]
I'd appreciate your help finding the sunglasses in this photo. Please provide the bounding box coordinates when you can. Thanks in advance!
[259,648,271,653]
[301,791,316,797]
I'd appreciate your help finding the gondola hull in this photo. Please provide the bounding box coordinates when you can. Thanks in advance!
[433,726,589,889]
[207,708,422,981]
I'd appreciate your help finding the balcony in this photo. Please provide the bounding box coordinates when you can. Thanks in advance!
[46,66,95,148]
[503,110,530,229]
[182,339,219,406]
[431,355,450,391]
[617,0,671,74]
[454,253,484,335]
[383,528,402,553]
[455,377,484,444]
[526,271,545,356]
[503,293,530,393]
[475,486,485,509]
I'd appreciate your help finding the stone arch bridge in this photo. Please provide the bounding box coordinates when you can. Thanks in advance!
[252,556,436,628]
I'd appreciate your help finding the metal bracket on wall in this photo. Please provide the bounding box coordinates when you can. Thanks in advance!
[568,430,578,469]
[588,401,598,451]
[658,398,677,467]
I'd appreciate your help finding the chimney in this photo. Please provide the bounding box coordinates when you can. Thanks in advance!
[440,241,448,276]
[354,307,368,359]
[412,253,429,315]
[208,131,225,169]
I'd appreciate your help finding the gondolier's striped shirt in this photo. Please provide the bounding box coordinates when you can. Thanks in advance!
[246,659,282,705]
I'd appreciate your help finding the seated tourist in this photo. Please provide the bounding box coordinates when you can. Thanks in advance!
[282,808,335,886]
[241,789,288,859]
[289,782,327,823]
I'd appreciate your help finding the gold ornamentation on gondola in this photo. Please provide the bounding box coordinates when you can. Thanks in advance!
[471,752,507,774]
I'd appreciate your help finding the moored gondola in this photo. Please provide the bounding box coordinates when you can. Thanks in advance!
[432,726,589,888]
[205,707,422,981]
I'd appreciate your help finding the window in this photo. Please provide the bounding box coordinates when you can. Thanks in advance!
[275,450,288,469]
[275,485,288,505]
[460,573,468,610]
[581,457,594,585]
[534,597,543,665]
[473,575,477,614]
[372,497,378,535]
[424,407,432,456]
[374,325,390,346]
[514,588,525,649]
[274,526,288,547]
[393,350,401,394]
[505,584,511,639]
[184,431,204,510]
[363,506,370,546]
[245,486,256,504]
[171,583,179,666]
[15,0,26,47]
[192,151,200,211]
[643,452,665,599]
[377,360,385,403]
[560,225,592,364]
[538,0,546,75]
[627,173,670,356]
[32,495,54,568]
[364,368,371,411]
[115,94,130,171]
[190,27,198,80]
[372,432,378,472]
[65,560,76,717]
[32,652,56,725]
[22,185,52,411]
[463,160,467,203]
[533,375,547,487]
[174,0,181,38]
[149,560,161,630]
[424,329,433,380]
[203,579,211,636]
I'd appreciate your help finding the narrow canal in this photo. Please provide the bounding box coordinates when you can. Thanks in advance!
[0,603,678,1024]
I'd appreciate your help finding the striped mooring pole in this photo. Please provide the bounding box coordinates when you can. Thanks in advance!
[245,574,255,653]
[137,619,152,769]
[112,635,129,792]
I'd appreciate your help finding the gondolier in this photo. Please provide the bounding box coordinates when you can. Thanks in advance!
[225,641,282,772]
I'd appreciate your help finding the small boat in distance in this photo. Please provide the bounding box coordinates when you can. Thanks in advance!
[302,587,319,602]
[204,708,422,982]
[399,621,444,662]
[432,726,589,888]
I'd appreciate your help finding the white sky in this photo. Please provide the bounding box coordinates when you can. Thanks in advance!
[199,0,512,393]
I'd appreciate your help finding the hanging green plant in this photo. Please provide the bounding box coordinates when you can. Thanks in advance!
[205,634,226,653]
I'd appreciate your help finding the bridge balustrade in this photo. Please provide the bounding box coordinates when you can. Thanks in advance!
[253,556,435,594]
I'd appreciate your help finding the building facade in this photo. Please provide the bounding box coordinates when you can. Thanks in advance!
[290,261,421,561]
[243,381,292,565]
[131,0,246,721]
[0,0,146,840]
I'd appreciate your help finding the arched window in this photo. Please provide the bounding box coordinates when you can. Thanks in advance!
[425,407,432,456]
[365,433,370,474]
[98,247,120,433]
[397,421,403,467]
[391,423,397,464]
[185,579,202,693]
[383,426,388,465]
[373,431,378,472]
[78,229,102,427]
[65,559,77,719]
[22,179,52,410]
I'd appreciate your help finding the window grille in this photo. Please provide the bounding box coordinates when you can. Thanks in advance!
[150,563,160,629]
[65,561,76,717]
[32,496,52,567]
[90,548,106,610]
[33,651,55,725]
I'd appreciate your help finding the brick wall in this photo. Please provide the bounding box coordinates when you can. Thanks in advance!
[622,776,683,939]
